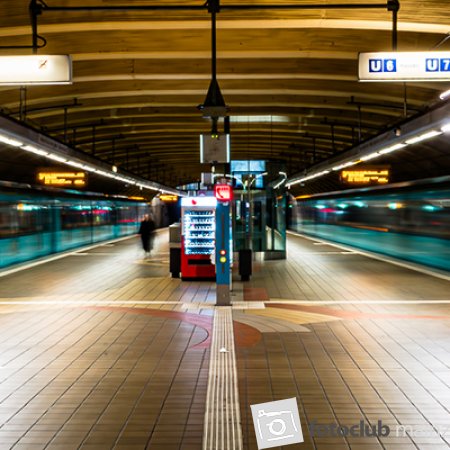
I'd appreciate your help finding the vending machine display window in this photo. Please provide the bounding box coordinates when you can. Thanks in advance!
[181,196,217,279]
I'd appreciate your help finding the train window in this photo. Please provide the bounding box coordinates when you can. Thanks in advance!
[0,202,50,237]
[61,204,92,229]
[91,203,113,226]
[117,204,138,225]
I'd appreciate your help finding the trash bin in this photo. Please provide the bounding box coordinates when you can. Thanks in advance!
[169,223,181,278]
[170,246,181,278]
[239,248,252,281]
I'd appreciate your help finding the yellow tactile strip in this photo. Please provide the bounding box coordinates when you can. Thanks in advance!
[203,308,243,450]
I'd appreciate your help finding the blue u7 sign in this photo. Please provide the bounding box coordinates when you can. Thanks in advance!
[359,52,450,81]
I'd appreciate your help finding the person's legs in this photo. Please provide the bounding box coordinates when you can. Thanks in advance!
[149,235,154,254]
[141,235,150,253]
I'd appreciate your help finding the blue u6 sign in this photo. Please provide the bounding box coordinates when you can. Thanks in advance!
[359,52,450,81]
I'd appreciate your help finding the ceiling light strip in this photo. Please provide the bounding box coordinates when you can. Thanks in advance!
[0,129,181,196]
[287,121,448,188]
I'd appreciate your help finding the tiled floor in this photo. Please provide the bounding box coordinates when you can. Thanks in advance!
[236,234,450,450]
[0,231,449,449]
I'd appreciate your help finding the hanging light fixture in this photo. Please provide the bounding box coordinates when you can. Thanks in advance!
[198,0,229,136]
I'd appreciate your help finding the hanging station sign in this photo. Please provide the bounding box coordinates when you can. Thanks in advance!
[0,55,72,85]
[359,52,450,82]
[37,170,87,187]
[340,166,390,185]
[200,134,230,163]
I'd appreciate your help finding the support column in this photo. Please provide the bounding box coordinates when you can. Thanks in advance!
[215,199,231,306]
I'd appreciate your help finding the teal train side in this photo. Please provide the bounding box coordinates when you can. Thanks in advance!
[288,176,450,272]
[0,182,149,269]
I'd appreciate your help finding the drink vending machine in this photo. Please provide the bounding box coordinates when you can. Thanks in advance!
[180,196,217,279]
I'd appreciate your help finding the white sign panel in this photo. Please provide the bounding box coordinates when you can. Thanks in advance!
[200,134,230,163]
[0,55,72,85]
[181,196,217,207]
[359,52,450,81]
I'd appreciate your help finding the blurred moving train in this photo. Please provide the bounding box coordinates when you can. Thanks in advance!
[288,176,450,272]
[0,181,176,269]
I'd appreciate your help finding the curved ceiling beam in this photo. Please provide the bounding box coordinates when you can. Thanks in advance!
[19,102,404,119]
[2,89,425,109]
[0,19,447,36]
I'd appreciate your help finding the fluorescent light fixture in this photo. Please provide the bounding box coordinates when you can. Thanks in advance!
[273,172,287,190]
[440,89,450,100]
[46,153,67,163]
[2,125,181,195]
[95,170,113,178]
[441,122,450,133]
[0,55,72,85]
[229,115,290,123]
[378,143,406,154]
[22,144,48,156]
[83,165,97,172]
[287,169,331,187]
[360,152,380,161]
[405,130,442,145]
[332,161,356,171]
[0,134,23,147]
[65,160,86,169]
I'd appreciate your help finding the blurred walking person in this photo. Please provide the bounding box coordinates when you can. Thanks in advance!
[138,214,155,257]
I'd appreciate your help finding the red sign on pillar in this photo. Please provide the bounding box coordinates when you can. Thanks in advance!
[214,184,233,202]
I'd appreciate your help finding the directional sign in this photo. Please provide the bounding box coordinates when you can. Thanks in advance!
[359,52,450,81]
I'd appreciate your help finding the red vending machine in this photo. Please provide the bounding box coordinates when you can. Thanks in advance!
[180,196,217,280]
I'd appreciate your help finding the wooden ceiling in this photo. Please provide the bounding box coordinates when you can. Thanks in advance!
[0,0,449,188]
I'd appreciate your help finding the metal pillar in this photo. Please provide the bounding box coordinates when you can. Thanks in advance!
[215,200,231,306]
